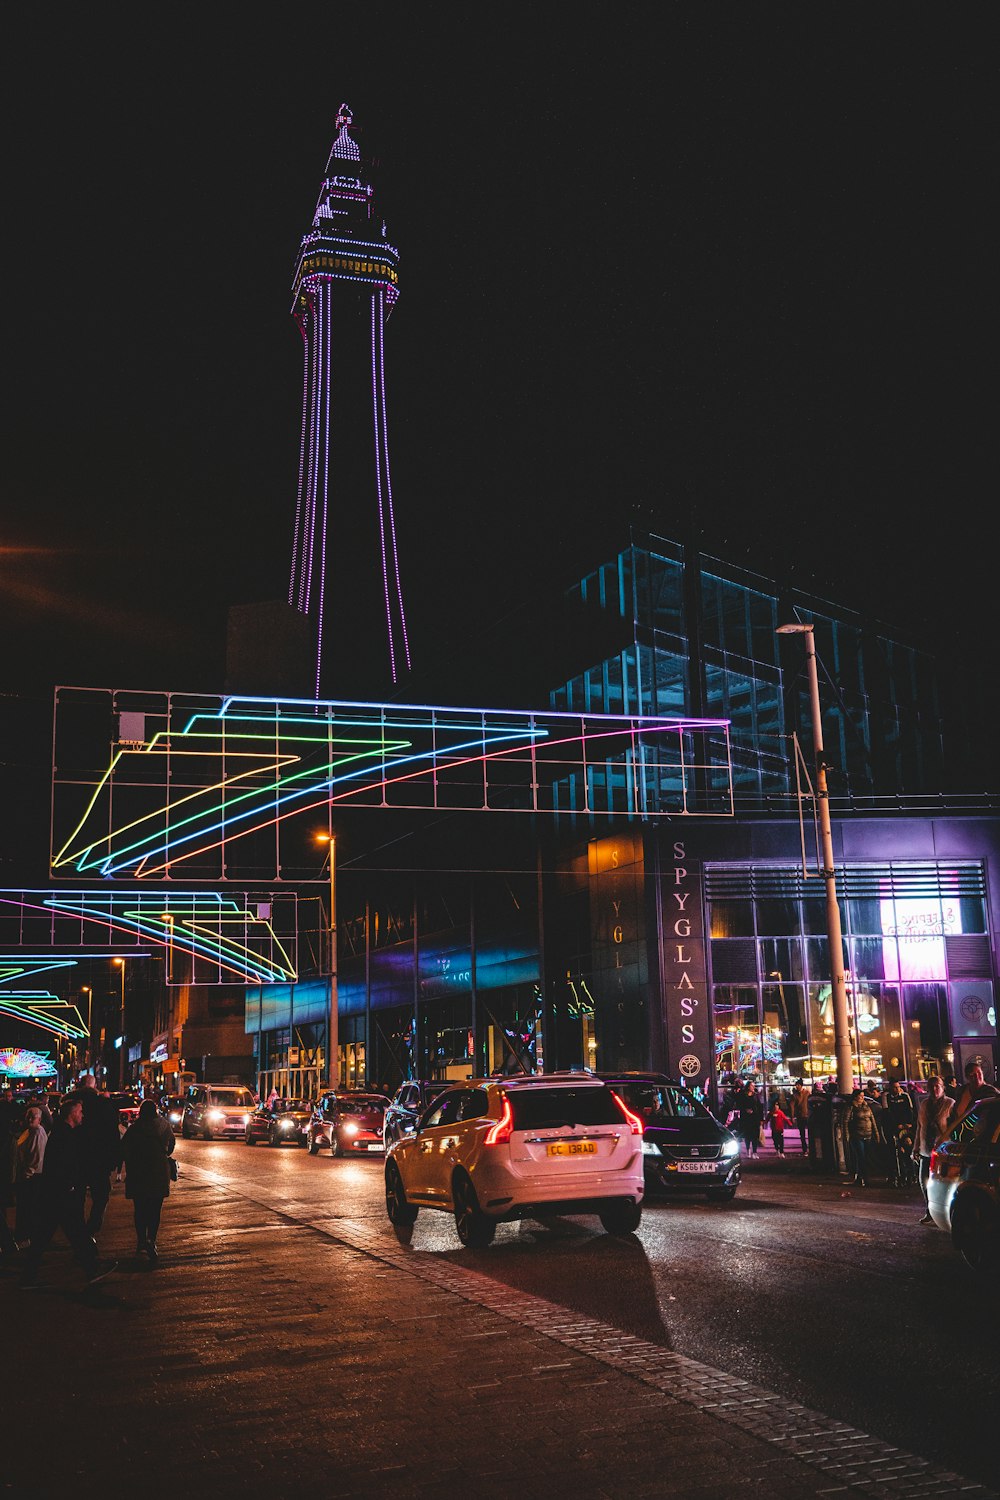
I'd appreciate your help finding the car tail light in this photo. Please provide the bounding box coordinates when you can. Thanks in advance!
[929,1149,941,1174]
[484,1095,514,1146]
[610,1090,644,1137]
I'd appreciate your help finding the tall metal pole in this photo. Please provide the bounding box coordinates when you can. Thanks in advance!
[82,987,92,1073]
[778,623,854,1095]
[316,834,338,1088]
[116,959,126,1089]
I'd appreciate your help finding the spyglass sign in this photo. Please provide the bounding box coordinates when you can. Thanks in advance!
[661,842,710,1092]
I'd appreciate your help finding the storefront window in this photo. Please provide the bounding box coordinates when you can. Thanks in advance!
[901,983,949,1080]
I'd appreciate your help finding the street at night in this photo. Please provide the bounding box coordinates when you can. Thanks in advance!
[3,1143,996,1497]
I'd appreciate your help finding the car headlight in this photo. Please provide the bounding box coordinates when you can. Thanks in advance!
[642,1141,661,1157]
[343,1122,359,1137]
[242,1114,251,1125]
[280,1118,293,1130]
[169,1112,181,1123]
[208,1110,224,1122]
[722,1137,740,1158]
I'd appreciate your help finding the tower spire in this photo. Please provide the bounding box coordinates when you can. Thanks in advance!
[288,107,410,697]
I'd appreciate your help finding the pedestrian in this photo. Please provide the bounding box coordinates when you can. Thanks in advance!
[265,1085,279,1109]
[736,1082,764,1159]
[913,1075,953,1224]
[119,1098,175,1262]
[20,1097,116,1288]
[14,1105,47,1248]
[954,1061,998,1119]
[790,1079,810,1155]
[883,1078,917,1187]
[943,1072,960,1104]
[767,1100,791,1158]
[72,1073,121,1236]
[0,1086,21,1260]
[844,1087,881,1187]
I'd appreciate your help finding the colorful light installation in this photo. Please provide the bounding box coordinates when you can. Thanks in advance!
[0,893,296,984]
[0,958,88,1039]
[287,103,410,691]
[50,690,733,881]
[0,1047,58,1079]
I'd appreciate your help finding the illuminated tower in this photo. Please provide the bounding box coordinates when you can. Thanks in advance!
[288,104,410,695]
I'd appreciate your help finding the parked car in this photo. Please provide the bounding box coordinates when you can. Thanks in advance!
[308,1091,390,1156]
[106,1091,142,1129]
[158,1094,186,1133]
[245,1098,312,1147]
[181,1084,257,1140]
[383,1079,449,1149]
[385,1074,645,1248]
[598,1072,742,1203]
[928,1093,1000,1272]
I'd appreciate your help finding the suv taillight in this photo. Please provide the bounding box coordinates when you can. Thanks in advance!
[610,1090,644,1137]
[929,1148,941,1174]
[484,1095,513,1146]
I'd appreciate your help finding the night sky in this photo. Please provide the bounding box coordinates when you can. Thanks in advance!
[3,10,995,785]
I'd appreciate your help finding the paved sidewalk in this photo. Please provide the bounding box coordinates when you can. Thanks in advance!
[1,1165,991,1500]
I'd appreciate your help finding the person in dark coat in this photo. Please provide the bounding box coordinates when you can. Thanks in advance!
[72,1075,122,1237]
[883,1079,916,1187]
[0,1087,22,1259]
[119,1099,175,1262]
[736,1083,764,1159]
[20,1097,116,1288]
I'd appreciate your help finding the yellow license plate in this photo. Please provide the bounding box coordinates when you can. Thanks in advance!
[546,1140,597,1157]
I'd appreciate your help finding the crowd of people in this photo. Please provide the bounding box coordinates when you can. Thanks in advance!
[0,1074,175,1289]
[717,1060,998,1221]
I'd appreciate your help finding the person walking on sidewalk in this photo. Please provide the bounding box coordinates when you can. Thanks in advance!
[20,1097,116,1288]
[767,1101,791,1158]
[884,1078,916,1187]
[954,1061,998,1121]
[736,1083,764,1159]
[14,1105,47,1248]
[119,1099,175,1263]
[72,1074,122,1237]
[845,1088,881,1187]
[790,1080,809,1155]
[913,1075,953,1224]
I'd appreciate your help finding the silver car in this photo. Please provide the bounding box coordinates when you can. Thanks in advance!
[927,1093,1000,1271]
[181,1084,256,1140]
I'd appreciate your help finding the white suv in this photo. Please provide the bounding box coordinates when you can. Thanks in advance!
[384,1075,644,1247]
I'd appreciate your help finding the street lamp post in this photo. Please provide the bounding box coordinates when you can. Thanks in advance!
[81,986,92,1072]
[315,833,338,1089]
[777,622,854,1098]
[114,959,126,1089]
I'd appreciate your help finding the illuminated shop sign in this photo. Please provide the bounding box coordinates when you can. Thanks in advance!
[880,897,962,982]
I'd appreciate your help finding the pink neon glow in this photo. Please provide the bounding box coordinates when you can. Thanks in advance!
[288,331,311,608]
[378,289,411,670]
[314,286,332,698]
[880,896,961,982]
[372,296,398,683]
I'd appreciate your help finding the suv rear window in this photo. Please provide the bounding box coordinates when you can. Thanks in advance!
[508,1085,624,1130]
[609,1082,712,1123]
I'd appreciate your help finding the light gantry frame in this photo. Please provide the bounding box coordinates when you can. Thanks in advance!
[0,958,90,1039]
[50,689,734,884]
[0,891,298,985]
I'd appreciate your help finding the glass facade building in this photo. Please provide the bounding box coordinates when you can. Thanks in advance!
[245,532,997,1100]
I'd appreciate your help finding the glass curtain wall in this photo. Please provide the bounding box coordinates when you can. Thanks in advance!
[708,864,989,1106]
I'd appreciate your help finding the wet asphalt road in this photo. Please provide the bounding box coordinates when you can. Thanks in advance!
[177,1134,999,1488]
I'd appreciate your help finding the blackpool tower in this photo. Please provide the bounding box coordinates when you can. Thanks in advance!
[288,104,410,696]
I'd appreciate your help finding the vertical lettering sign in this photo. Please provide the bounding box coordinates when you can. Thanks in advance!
[589,834,646,1067]
[661,841,710,1090]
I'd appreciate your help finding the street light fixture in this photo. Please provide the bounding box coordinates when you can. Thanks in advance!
[81,986,92,1072]
[315,832,338,1089]
[777,621,853,1097]
[114,958,126,1090]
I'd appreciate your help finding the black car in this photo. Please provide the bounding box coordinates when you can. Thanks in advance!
[245,1098,312,1147]
[383,1079,449,1149]
[928,1092,1000,1272]
[598,1072,742,1202]
[159,1094,186,1133]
